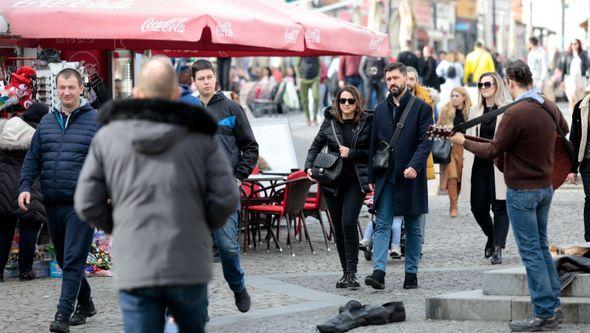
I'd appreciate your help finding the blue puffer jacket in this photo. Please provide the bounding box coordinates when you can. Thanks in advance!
[19,100,99,204]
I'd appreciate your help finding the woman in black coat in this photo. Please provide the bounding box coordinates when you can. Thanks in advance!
[305,85,372,290]
[0,103,48,281]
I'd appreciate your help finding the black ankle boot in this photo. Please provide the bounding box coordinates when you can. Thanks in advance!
[336,274,348,288]
[403,272,418,289]
[484,237,494,258]
[364,270,385,290]
[491,246,502,265]
[50,311,70,333]
[347,273,360,290]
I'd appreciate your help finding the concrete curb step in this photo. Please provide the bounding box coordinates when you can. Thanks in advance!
[425,289,590,324]
[483,267,590,297]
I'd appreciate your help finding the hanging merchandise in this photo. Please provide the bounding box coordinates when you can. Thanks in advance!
[85,230,113,277]
[0,65,37,114]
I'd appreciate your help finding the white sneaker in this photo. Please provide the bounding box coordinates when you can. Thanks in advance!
[359,239,370,250]
[389,246,402,259]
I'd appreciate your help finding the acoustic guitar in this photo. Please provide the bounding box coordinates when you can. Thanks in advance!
[427,125,572,189]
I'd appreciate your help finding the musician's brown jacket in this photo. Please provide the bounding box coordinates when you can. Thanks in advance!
[464,98,568,190]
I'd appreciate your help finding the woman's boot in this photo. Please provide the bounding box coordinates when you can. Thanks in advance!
[491,246,502,265]
[448,179,459,218]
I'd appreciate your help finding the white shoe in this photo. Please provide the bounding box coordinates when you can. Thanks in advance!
[389,246,402,259]
[359,239,370,250]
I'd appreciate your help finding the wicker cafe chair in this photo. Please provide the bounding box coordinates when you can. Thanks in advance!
[242,171,313,256]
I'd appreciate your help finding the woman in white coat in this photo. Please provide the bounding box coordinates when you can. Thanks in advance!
[460,72,511,265]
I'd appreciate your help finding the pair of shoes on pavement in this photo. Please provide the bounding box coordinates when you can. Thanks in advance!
[335,273,360,290]
[509,312,561,332]
[50,301,97,333]
[364,270,418,290]
[235,288,251,313]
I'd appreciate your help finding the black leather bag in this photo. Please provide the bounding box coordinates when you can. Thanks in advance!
[432,139,451,164]
[372,95,416,173]
[312,121,343,184]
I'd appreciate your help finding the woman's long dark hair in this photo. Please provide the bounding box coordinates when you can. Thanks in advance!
[332,85,364,123]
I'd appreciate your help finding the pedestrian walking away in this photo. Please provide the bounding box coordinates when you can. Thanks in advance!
[461,72,511,265]
[192,59,259,313]
[451,60,567,332]
[75,57,239,333]
[463,42,496,87]
[18,68,100,333]
[436,87,472,218]
[567,93,590,242]
[366,63,433,290]
[0,103,48,282]
[305,85,373,290]
[296,57,321,126]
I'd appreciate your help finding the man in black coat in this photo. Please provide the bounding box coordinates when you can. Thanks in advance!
[365,63,433,290]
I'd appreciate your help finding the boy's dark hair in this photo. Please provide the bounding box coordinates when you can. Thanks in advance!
[56,68,83,86]
[506,60,533,88]
[385,62,407,76]
[529,37,539,46]
[191,59,216,78]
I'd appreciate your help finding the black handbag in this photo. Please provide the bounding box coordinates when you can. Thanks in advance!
[311,121,343,184]
[372,95,415,173]
[432,139,451,164]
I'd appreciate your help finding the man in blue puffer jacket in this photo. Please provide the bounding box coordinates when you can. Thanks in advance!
[18,68,100,333]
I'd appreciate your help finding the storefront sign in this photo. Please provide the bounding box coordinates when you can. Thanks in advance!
[456,0,477,19]
[411,0,433,30]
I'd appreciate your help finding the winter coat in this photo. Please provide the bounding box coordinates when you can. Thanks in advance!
[421,56,441,91]
[19,100,99,204]
[305,108,373,193]
[203,91,259,180]
[368,90,433,215]
[414,85,436,180]
[561,51,590,77]
[569,94,590,171]
[463,47,496,85]
[179,84,202,107]
[74,98,239,290]
[0,118,46,222]
[460,104,507,201]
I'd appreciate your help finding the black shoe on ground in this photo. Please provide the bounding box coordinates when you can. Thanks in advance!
[347,273,360,290]
[484,237,494,258]
[70,300,97,326]
[403,272,418,289]
[364,270,385,290]
[234,288,251,313]
[509,315,559,332]
[336,274,349,288]
[491,246,502,265]
[18,271,35,281]
[50,311,70,333]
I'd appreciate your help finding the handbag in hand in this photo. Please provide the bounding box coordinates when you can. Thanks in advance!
[372,95,416,173]
[432,139,451,164]
[311,121,343,184]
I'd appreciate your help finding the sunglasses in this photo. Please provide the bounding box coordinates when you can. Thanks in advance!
[338,98,356,105]
[478,82,495,89]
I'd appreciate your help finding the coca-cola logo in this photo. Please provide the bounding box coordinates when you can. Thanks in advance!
[216,22,234,38]
[305,28,321,44]
[284,28,299,44]
[369,36,385,51]
[141,17,187,33]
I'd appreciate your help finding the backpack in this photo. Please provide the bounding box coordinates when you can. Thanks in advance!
[299,57,320,79]
[446,65,457,79]
[364,57,386,81]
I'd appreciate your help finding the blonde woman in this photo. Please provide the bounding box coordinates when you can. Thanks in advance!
[437,87,472,217]
[461,72,511,265]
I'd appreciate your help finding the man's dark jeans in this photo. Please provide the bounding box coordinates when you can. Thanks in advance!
[119,284,208,333]
[580,159,590,241]
[46,204,95,316]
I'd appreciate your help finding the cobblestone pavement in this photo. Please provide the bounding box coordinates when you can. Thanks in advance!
[1,189,588,333]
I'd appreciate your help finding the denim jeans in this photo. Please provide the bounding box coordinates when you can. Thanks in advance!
[119,284,208,333]
[506,187,561,318]
[373,181,423,273]
[345,75,364,95]
[212,209,245,293]
[46,204,95,316]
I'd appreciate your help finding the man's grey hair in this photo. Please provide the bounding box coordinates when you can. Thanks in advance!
[406,66,418,78]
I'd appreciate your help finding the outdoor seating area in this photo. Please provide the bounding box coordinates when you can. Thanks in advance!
[240,169,335,257]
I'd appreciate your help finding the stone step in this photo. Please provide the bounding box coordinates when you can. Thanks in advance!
[426,290,590,324]
[483,267,590,297]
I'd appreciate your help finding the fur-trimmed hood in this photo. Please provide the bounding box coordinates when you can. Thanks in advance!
[97,98,217,155]
[0,117,36,151]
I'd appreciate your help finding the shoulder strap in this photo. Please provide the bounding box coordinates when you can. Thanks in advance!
[330,120,343,146]
[452,99,524,133]
[528,98,568,139]
[389,94,416,149]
